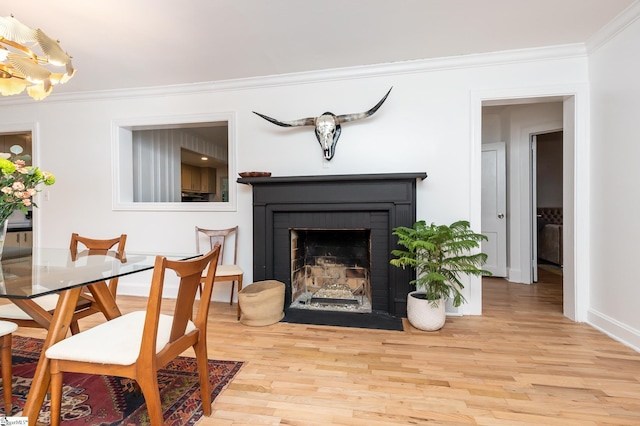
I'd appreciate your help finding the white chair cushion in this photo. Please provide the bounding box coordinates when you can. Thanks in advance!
[214,264,243,277]
[0,320,18,336]
[0,294,61,320]
[45,311,196,365]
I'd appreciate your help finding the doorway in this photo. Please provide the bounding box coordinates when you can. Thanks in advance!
[0,131,34,259]
[480,98,573,317]
[533,131,563,283]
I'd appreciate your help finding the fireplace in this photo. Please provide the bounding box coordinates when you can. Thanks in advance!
[290,228,372,313]
[238,172,426,319]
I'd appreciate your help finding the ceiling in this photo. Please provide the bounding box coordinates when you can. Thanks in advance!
[1,0,636,96]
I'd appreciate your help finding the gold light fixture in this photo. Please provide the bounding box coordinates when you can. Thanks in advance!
[0,15,75,100]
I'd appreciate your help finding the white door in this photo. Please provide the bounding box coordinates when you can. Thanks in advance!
[481,143,507,277]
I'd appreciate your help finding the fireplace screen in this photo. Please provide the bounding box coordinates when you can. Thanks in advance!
[290,228,372,313]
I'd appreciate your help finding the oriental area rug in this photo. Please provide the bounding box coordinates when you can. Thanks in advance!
[4,335,243,426]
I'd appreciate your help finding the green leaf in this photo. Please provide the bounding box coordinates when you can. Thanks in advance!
[390,219,491,307]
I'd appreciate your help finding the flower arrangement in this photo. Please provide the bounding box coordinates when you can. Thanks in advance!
[0,153,55,225]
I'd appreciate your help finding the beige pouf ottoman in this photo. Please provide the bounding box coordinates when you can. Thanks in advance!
[239,280,285,326]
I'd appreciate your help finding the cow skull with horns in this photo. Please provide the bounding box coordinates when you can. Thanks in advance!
[253,87,392,161]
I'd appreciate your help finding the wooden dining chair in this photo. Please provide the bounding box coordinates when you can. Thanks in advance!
[45,244,221,426]
[195,226,243,319]
[0,233,126,334]
[0,320,17,415]
[67,233,128,332]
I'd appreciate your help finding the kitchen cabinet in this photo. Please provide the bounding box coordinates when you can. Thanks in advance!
[181,164,216,193]
[181,164,202,191]
[5,230,32,249]
[200,167,216,193]
[2,229,32,261]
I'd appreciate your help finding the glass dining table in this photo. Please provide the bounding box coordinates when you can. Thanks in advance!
[0,247,195,425]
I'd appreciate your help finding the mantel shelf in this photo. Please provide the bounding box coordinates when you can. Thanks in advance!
[237,172,427,185]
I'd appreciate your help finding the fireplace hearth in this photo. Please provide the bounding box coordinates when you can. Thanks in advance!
[238,172,426,323]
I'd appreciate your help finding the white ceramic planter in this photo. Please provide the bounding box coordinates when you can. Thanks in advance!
[406,291,445,331]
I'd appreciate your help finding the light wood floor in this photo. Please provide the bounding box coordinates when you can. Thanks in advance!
[15,268,640,425]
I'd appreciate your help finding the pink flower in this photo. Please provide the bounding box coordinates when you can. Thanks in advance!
[12,182,25,191]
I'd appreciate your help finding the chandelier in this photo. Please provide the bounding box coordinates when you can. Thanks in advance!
[0,15,75,100]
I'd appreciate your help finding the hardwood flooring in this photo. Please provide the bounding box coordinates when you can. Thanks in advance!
[14,268,640,425]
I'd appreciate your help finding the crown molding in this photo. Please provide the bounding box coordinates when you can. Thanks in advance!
[0,43,587,105]
[586,0,640,54]
[216,44,586,91]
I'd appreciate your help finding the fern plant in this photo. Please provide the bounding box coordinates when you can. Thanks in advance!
[390,220,491,307]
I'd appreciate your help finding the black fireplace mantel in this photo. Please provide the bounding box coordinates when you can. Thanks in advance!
[238,172,427,317]
[238,172,427,186]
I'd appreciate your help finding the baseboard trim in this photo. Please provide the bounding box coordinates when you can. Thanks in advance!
[587,308,640,353]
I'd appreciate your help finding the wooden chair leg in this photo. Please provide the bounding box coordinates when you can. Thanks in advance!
[49,365,63,426]
[1,334,12,415]
[236,276,243,320]
[194,339,211,416]
[138,373,163,425]
[229,281,235,305]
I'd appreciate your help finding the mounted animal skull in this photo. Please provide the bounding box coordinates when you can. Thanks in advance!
[253,87,392,161]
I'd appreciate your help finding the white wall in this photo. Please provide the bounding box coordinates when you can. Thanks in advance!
[588,5,640,350]
[0,47,589,310]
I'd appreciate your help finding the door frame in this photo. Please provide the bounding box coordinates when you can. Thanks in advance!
[531,134,538,283]
[522,123,563,284]
[471,84,588,322]
[530,129,564,283]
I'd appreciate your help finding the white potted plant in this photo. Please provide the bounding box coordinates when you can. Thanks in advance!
[390,220,490,331]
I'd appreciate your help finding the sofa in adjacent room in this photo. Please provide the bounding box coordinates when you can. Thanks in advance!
[537,207,563,266]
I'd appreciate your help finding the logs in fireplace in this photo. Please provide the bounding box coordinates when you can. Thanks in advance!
[291,228,371,313]
[238,172,426,319]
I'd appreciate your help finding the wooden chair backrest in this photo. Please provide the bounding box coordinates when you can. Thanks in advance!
[70,233,127,257]
[69,233,127,294]
[140,244,221,359]
[195,226,237,265]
